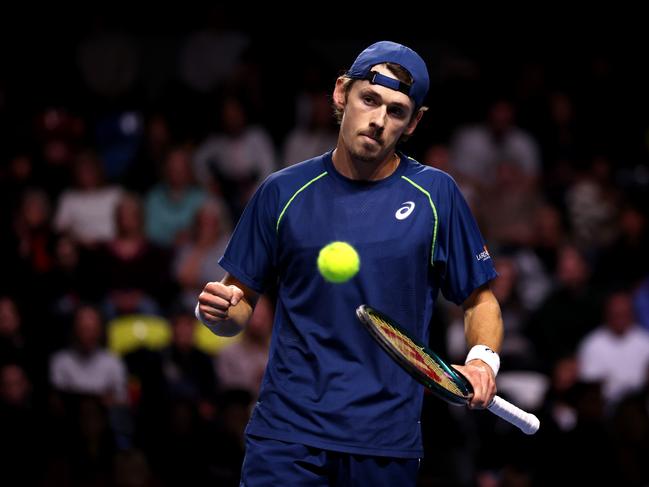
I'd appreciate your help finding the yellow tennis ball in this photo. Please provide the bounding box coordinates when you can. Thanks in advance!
[317,241,360,283]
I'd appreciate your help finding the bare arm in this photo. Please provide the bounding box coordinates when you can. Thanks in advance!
[462,284,503,351]
[196,273,259,337]
[453,284,504,409]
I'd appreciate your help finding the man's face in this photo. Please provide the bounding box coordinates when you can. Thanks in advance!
[334,65,421,164]
[75,307,102,353]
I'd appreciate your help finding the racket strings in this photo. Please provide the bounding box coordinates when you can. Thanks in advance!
[369,313,465,395]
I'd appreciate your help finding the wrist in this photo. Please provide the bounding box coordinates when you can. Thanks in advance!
[195,302,206,324]
[465,345,500,376]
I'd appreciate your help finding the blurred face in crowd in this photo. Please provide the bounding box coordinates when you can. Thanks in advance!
[556,245,589,289]
[549,92,574,125]
[534,205,563,247]
[222,97,247,135]
[605,292,635,336]
[74,154,103,189]
[147,114,170,150]
[172,315,196,351]
[20,190,50,229]
[55,235,79,270]
[495,161,525,189]
[194,204,222,244]
[619,206,646,240]
[488,100,515,134]
[10,155,33,181]
[552,356,578,393]
[0,364,30,406]
[115,194,144,237]
[333,64,421,165]
[0,297,20,337]
[74,306,103,353]
[164,148,193,190]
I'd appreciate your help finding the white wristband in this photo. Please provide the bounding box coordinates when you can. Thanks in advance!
[465,345,500,376]
[195,302,205,325]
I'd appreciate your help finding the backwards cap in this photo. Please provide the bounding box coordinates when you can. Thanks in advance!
[347,41,429,107]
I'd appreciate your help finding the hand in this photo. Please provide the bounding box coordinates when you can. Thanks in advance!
[453,360,497,409]
[197,281,244,326]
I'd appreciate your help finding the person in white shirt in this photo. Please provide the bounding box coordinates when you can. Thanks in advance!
[54,151,122,246]
[50,304,127,404]
[193,95,275,218]
[577,290,649,408]
[449,99,540,190]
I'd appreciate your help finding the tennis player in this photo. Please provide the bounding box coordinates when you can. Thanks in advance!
[197,40,504,485]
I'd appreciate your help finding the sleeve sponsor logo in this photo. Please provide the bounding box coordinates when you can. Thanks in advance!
[475,245,491,262]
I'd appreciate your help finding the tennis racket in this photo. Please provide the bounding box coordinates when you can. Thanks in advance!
[356,305,540,435]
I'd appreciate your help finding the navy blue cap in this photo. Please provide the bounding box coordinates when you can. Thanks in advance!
[347,41,429,107]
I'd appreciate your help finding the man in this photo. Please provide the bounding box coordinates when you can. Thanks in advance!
[577,290,649,408]
[197,41,503,485]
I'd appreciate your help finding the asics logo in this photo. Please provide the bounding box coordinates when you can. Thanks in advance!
[395,201,415,220]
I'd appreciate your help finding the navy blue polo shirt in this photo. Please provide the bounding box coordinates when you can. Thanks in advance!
[217,151,497,458]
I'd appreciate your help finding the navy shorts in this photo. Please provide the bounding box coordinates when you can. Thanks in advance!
[240,435,420,486]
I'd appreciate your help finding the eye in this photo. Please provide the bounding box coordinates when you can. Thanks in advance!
[389,106,406,119]
[362,95,376,106]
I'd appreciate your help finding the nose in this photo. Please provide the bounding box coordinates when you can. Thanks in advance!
[369,105,387,132]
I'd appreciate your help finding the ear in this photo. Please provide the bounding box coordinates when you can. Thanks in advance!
[403,109,424,137]
[332,77,347,111]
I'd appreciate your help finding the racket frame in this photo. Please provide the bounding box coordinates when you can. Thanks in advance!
[356,304,472,406]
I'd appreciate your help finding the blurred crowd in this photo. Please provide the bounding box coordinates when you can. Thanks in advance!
[1,14,649,487]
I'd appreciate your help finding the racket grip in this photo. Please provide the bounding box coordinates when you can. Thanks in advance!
[487,395,540,435]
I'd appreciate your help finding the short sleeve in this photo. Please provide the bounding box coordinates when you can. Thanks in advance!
[218,177,278,293]
[434,178,498,304]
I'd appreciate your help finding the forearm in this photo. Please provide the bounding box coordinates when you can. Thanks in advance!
[455,286,503,407]
[463,288,504,352]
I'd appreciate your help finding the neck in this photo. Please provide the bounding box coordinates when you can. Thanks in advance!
[332,146,399,181]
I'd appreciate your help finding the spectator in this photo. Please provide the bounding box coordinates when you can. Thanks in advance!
[91,192,174,318]
[577,290,649,408]
[161,312,219,412]
[145,146,206,247]
[565,155,619,251]
[480,159,544,248]
[54,150,123,246]
[449,98,541,191]
[124,112,174,192]
[174,199,231,310]
[526,244,602,367]
[611,363,649,485]
[282,90,337,167]
[193,94,275,219]
[0,297,40,384]
[595,199,649,287]
[50,304,128,404]
[216,294,273,396]
[0,152,38,235]
[44,234,96,334]
[490,257,536,370]
[0,363,42,486]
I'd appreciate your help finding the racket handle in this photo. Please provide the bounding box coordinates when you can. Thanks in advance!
[487,395,540,435]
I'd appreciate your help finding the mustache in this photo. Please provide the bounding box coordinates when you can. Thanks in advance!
[359,130,384,145]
